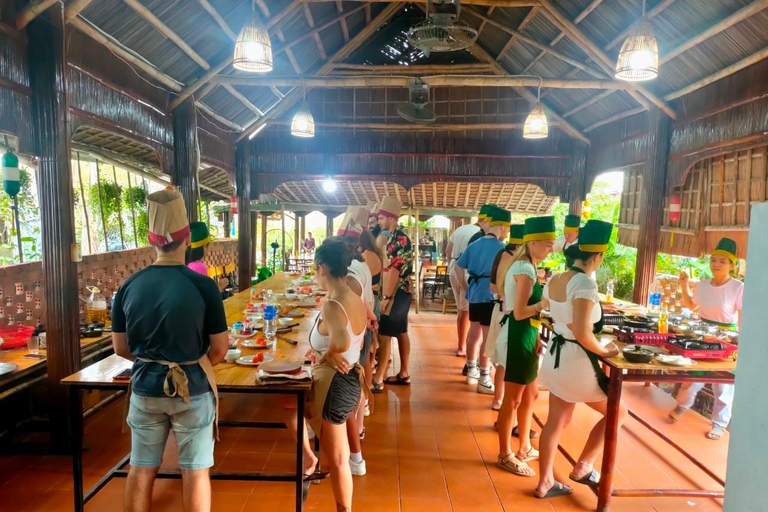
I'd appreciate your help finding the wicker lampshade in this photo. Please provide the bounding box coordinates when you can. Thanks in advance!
[615,19,658,81]
[291,103,315,138]
[523,102,548,139]
[233,14,273,73]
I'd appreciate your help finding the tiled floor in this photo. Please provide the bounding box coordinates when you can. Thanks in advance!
[1,313,726,511]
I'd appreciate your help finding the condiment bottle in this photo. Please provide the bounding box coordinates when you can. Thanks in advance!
[658,305,669,334]
[86,287,108,324]
[606,279,615,303]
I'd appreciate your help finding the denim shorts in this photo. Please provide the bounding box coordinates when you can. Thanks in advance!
[127,391,215,470]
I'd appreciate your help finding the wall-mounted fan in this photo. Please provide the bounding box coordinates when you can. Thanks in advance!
[407,0,478,56]
[397,83,437,124]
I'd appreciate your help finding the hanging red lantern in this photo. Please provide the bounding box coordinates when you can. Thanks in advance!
[230,196,238,215]
[669,194,681,223]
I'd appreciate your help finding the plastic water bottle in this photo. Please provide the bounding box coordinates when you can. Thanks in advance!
[86,287,108,324]
[264,305,277,347]
[648,279,663,313]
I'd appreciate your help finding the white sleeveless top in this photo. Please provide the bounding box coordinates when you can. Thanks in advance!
[544,272,601,339]
[309,299,366,364]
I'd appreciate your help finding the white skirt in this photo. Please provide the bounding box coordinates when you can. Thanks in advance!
[540,340,606,403]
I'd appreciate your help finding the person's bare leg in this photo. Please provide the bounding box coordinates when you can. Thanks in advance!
[282,403,317,474]
[456,309,469,356]
[321,420,353,511]
[478,325,491,369]
[180,468,211,512]
[515,380,539,457]
[498,382,526,456]
[347,397,364,454]
[396,332,411,378]
[465,321,482,369]
[373,334,392,385]
[124,467,158,512]
[535,395,575,495]
[571,400,628,478]
[492,366,505,408]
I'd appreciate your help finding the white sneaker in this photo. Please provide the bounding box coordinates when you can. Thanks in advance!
[350,458,367,476]
[477,378,495,395]
[466,365,480,384]
[364,402,370,417]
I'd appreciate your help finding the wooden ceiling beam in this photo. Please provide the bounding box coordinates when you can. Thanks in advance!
[539,0,676,119]
[562,89,613,118]
[255,0,271,18]
[122,0,210,70]
[519,0,601,73]
[302,3,328,60]
[197,0,237,41]
[660,0,768,66]
[476,7,496,39]
[169,0,302,109]
[268,121,542,131]
[276,29,304,74]
[214,75,634,89]
[605,0,676,51]
[196,101,244,131]
[464,7,604,78]
[336,1,350,41]
[16,0,59,30]
[331,63,495,73]
[466,42,590,145]
[64,0,95,24]
[583,107,644,132]
[223,83,264,116]
[240,3,404,140]
[301,0,539,5]
[195,82,217,101]
[496,6,540,62]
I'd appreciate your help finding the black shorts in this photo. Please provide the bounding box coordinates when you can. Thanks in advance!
[323,367,361,425]
[379,289,411,336]
[469,302,495,326]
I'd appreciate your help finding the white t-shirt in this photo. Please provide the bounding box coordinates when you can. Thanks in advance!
[503,260,537,312]
[449,224,481,264]
[348,259,374,310]
[692,278,743,325]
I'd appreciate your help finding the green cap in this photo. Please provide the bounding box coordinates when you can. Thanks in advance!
[490,207,511,227]
[564,214,581,233]
[509,224,524,244]
[523,216,556,242]
[478,204,495,221]
[578,220,613,253]
[712,237,738,263]
[190,221,214,249]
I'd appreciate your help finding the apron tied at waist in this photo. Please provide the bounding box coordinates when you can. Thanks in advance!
[549,334,609,397]
[701,317,738,331]
[467,271,490,286]
[500,312,541,330]
[123,354,220,440]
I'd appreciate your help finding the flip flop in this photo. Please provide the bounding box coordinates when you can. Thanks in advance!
[371,381,384,394]
[534,481,573,499]
[569,469,600,488]
[384,374,411,386]
[303,462,330,482]
[706,426,725,440]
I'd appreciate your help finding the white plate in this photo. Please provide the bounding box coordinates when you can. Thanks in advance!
[232,331,258,339]
[241,339,270,349]
[236,354,274,366]
[656,354,696,366]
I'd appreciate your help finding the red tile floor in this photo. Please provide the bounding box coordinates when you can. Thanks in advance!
[1,313,727,511]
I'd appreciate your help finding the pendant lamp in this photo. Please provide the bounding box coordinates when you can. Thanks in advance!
[615,0,658,81]
[291,102,315,138]
[233,7,273,73]
[523,78,548,139]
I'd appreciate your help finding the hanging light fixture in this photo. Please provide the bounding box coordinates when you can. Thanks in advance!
[523,78,548,139]
[615,0,658,81]
[291,82,315,138]
[233,4,273,73]
[322,178,337,193]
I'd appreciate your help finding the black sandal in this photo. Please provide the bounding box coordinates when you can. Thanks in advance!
[493,422,540,439]
[384,373,411,386]
[371,381,384,394]
[303,461,330,482]
[534,481,573,499]
[569,469,600,488]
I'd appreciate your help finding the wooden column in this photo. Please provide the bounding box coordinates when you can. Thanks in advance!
[250,211,258,270]
[222,211,231,238]
[236,140,251,289]
[172,97,199,221]
[260,213,268,267]
[299,213,306,251]
[633,107,671,305]
[281,209,286,268]
[569,143,587,215]
[325,211,334,238]
[293,212,303,256]
[28,8,80,451]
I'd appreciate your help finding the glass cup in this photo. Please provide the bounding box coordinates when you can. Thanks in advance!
[27,335,40,356]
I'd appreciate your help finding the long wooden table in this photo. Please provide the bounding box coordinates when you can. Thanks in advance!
[62,272,319,512]
[539,312,736,512]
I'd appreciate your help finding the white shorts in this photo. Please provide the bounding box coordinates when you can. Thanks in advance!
[449,264,469,311]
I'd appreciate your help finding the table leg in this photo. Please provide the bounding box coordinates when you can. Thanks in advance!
[69,386,84,512]
[295,391,305,512]
[597,367,623,512]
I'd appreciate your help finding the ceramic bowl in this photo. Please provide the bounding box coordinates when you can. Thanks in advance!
[277,317,293,327]
[224,348,242,362]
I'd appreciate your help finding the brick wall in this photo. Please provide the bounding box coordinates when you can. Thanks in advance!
[0,239,239,327]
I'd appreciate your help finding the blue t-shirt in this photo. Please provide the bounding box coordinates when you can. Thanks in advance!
[455,235,505,304]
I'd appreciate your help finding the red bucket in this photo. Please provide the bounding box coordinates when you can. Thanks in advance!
[0,325,36,350]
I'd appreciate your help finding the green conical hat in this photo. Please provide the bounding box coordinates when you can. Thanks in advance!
[490,207,511,227]
[189,221,214,249]
[578,220,613,253]
[564,214,581,233]
[712,237,738,263]
[478,204,495,221]
[523,216,556,242]
[509,224,525,245]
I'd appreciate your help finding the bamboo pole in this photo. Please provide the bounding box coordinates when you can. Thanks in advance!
[196,0,237,41]
[64,0,95,23]
[122,0,210,70]
[75,152,93,255]
[497,6,540,62]
[16,0,59,30]
[196,101,244,131]
[222,84,264,116]
[539,0,676,119]
[660,0,768,66]
[268,121,540,131]
[214,74,631,89]
[331,63,494,72]
[605,0,677,50]
[583,107,645,132]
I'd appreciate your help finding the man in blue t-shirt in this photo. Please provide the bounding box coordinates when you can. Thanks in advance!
[112,189,229,512]
[455,206,511,395]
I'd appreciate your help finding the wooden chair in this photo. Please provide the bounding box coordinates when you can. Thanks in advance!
[421,265,447,302]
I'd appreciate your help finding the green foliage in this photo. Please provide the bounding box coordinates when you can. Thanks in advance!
[122,185,149,246]
[0,169,42,264]
[657,253,713,280]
